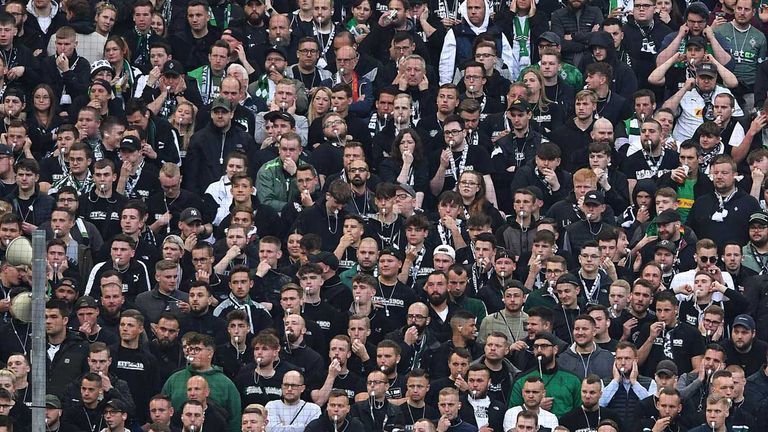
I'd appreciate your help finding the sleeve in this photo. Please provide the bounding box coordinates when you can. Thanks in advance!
[226,381,243,432]
[599,380,619,407]
[499,33,519,81]
[254,113,267,144]
[183,136,203,194]
[439,30,458,85]
[256,166,288,212]
[630,381,652,400]
[755,63,768,109]
[295,116,309,147]
[508,376,525,407]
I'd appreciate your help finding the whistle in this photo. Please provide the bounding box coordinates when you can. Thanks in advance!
[286,308,292,314]
[449,140,455,147]
[380,365,387,372]
[331,106,337,111]
[586,213,593,220]
[190,426,197,432]
[355,296,360,302]
[256,357,262,366]
[683,165,690,175]
[54,229,60,236]
[499,270,505,278]
[382,208,388,216]
[234,336,240,343]
[114,258,120,266]
[276,37,281,43]
[100,184,106,191]
[639,113,646,122]
[280,102,286,110]
[397,115,403,124]
[334,415,339,422]
[519,210,526,218]
[471,390,477,399]
[537,355,542,361]
[620,367,625,374]
[334,209,339,216]
[383,113,389,121]
[270,64,276,70]
[613,304,618,311]
[469,85,475,92]
[706,330,711,337]
[186,355,194,363]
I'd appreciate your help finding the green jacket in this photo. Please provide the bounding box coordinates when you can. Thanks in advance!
[456,295,487,325]
[509,367,582,418]
[256,156,303,212]
[521,63,583,88]
[161,365,242,432]
[523,287,558,312]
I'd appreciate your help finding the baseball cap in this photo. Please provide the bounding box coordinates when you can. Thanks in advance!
[656,209,681,224]
[433,245,456,260]
[556,273,580,287]
[505,280,529,295]
[264,110,296,127]
[104,399,127,412]
[749,212,768,226]
[90,59,114,77]
[308,251,340,270]
[733,314,755,331]
[74,295,98,310]
[655,359,679,377]
[538,31,561,45]
[379,247,405,262]
[161,59,185,76]
[0,144,12,157]
[211,96,234,112]
[654,240,677,254]
[495,248,514,262]
[395,183,416,198]
[583,191,604,205]
[180,208,203,224]
[265,45,288,60]
[687,36,707,48]
[119,136,141,152]
[696,62,718,78]
[45,395,62,409]
[508,99,531,113]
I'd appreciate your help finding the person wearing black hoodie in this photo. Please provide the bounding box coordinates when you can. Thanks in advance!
[579,30,638,104]
[619,178,657,242]
[621,0,673,92]
[45,299,90,399]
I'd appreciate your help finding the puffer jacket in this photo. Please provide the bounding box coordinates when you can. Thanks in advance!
[550,3,604,62]
[557,343,616,383]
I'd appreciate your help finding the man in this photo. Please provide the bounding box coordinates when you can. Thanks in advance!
[508,142,572,213]
[621,119,680,192]
[720,314,768,376]
[687,155,760,246]
[657,2,731,67]
[61,373,106,431]
[560,374,623,431]
[558,315,615,382]
[76,159,126,243]
[212,266,272,336]
[253,80,310,146]
[458,364,504,431]
[44,394,80,432]
[636,291,705,376]
[306,389,365,432]
[184,375,229,431]
[264,371,321,431]
[550,0,604,63]
[551,274,583,345]
[84,235,152,302]
[638,387,691,432]
[179,400,206,432]
[111,310,158,424]
[429,115,496,206]
[670,239,737,292]
[435,387,477,432]
[396,369,438,429]
[147,395,177,432]
[349,369,405,432]
[124,100,182,167]
[169,0,221,70]
[102,399,130,432]
[429,310,483,379]
[148,313,185,384]
[45,299,89,398]
[663,63,742,142]
[599,342,656,422]
[162,333,241,432]
[40,26,90,120]
[256,132,309,212]
[503,376,558,432]
[622,0,673,91]
[241,405,268,432]
[73,295,117,345]
[134,260,189,325]
[471,332,519,405]
[311,335,365,406]
[509,332,581,417]
[8,159,55,234]
[740,212,768,274]
[184,96,258,195]
[478,284,528,344]
[114,135,160,200]
[235,332,291,407]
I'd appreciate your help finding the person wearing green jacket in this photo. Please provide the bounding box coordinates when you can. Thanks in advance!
[256,131,309,212]
[508,332,581,418]
[161,333,242,432]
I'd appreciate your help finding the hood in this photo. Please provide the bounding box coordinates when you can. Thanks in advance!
[589,31,618,64]
[69,17,95,34]
[460,0,490,34]
[632,178,657,206]
[26,0,59,18]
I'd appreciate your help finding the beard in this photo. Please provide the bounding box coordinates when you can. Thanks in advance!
[428,291,448,306]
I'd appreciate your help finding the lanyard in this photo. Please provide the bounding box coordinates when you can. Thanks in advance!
[448,145,469,180]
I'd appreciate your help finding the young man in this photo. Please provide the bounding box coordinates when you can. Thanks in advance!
[8,159,55,234]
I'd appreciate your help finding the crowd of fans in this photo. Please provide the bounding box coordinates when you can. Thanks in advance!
[0,0,766,429]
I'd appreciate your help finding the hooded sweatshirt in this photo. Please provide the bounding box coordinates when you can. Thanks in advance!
[438,0,514,84]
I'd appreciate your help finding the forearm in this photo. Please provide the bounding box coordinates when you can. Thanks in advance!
[662,87,688,111]
[430,169,447,196]
[398,259,414,284]
[648,58,676,85]
[311,374,337,406]
[732,129,756,163]
[451,227,467,248]
[146,92,166,115]
[213,256,234,274]
[716,62,738,88]
[657,37,683,65]
[397,163,412,184]
[637,338,654,365]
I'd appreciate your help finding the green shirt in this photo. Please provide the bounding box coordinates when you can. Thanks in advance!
[714,22,767,85]
[521,62,583,88]
[677,178,696,224]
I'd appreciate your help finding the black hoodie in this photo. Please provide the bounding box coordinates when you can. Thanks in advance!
[578,31,638,105]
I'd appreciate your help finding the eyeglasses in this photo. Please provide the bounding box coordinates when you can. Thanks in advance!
[367,380,387,385]
[464,75,483,81]
[282,383,304,388]
[532,344,554,350]
[699,256,718,264]
[407,314,427,320]
[324,119,345,128]
[186,346,207,353]
[297,48,318,55]
[703,318,722,326]
[347,167,368,173]
[444,129,463,137]
[634,3,653,8]
[459,180,479,186]
[58,198,77,203]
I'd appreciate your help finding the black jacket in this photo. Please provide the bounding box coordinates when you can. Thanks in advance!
[46,331,89,398]
[622,16,674,88]
[458,394,505,432]
[183,122,259,195]
[550,4,604,62]
[687,189,761,246]
[508,165,572,213]
[306,414,367,432]
[40,52,91,105]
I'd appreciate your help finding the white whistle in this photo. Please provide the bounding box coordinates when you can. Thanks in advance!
[334,415,339,422]
[620,367,625,374]
[256,357,262,365]
[380,365,387,372]
[234,336,240,343]
[186,355,194,363]
[471,390,477,399]
[339,67,346,75]
[469,85,475,92]
[449,139,455,147]
[276,37,281,43]
[100,184,106,191]
[519,210,526,218]
[586,213,593,219]
[331,106,337,112]
[54,228,60,236]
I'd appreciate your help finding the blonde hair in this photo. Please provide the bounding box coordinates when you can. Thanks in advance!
[308,87,332,123]
[170,101,198,151]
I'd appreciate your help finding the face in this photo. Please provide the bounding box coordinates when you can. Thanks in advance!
[575,98,596,120]
[181,404,205,430]
[149,399,173,425]
[465,0,485,25]
[485,335,509,361]
[120,209,143,237]
[656,393,682,419]
[229,271,253,299]
[0,23,16,46]
[119,317,142,342]
[297,41,319,69]
[630,286,653,314]
[281,373,305,403]
[656,300,677,326]
[312,91,331,114]
[151,13,165,35]
[407,376,430,401]
[722,244,741,272]
[100,284,124,315]
[437,88,459,114]
[579,246,601,273]
[697,247,719,271]
[438,394,460,419]
[211,107,234,128]
[45,307,68,336]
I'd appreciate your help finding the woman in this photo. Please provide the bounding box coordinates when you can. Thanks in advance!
[27,85,65,159]
[379,128,427,209]
[521,68,564,138]
[308,86,332,123]
[346,0,373,43]
[655,0,682,29]
[95,1,117,37]
[151,11,167,38]
[457,170,504,230]
[169,101,198,162]
[103,35,143,104]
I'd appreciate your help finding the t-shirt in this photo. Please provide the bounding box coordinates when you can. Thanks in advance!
[677,178,696,223]
[635,321,705,376]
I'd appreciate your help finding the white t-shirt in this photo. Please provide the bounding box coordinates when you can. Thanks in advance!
[672,85,743,142]
[503,406,559,431]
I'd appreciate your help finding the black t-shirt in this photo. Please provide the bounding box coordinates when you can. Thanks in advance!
[78,191,128,243]
[636,321,706,376]
[487,364,512,406]
[331,370,367,404]
[235,362,290,407]
[385,373,408,400]
[39,155,66,185]
[124,162,161,200]
[620,149,680,180]
[373,280,419,332]
[428,145,493,195]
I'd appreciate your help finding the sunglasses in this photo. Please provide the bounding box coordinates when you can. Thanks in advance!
[699,256,718,264]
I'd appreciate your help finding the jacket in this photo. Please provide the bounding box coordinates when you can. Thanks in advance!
[46,331,90,398]
[183,122,259,195]
[550,3,604,62]
[134,288,190,325]
[622,16,673,87]
[8,188,56,229]
[439,0,514,84]
[256,157,307,212]
[61,371,135,415]
[508,365,582,418]
[349,399,405,432]
[459,394,504,432]
[161,365,242,432]
[40,52,91,106]
[507,165,572,213]
[305,414,367,432]
[557,343,616,383]
[23,0,68,54]
[577,31,639,102]
[687,189,761,246]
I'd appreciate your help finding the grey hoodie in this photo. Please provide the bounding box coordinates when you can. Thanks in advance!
[557,343,616,383]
